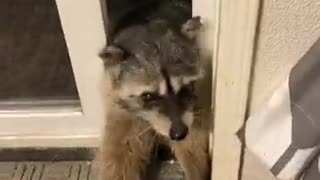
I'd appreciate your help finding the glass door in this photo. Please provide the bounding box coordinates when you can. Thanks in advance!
[0,0,106,147]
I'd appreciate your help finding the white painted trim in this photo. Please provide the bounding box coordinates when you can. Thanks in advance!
[211,0,261,180]
[0,135,99,148]
[0,99,81,114]
[0,0,106,147]
[54,0,106,132]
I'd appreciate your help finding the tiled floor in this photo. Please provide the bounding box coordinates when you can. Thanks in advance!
[0,161,184,180]
[0,161,94,180]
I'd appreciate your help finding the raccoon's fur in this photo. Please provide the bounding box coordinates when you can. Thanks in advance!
[97,0,211,179]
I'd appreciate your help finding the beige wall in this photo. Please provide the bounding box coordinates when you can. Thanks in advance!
[248,0,320,114]
[243,0,320,179]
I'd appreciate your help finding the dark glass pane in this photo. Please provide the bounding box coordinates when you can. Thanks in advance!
[0,0,79,101]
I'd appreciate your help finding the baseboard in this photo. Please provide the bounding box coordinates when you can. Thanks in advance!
[0,147,97,161]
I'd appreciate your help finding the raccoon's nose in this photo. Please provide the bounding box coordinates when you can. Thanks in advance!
[169,124,188,141]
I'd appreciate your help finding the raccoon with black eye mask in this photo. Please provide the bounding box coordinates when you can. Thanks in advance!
[140,81,195,111]
[97,0,211,180]
[138,78,196,140]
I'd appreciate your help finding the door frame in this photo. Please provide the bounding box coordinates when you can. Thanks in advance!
[0,0,106,148]
[211,0,261,180]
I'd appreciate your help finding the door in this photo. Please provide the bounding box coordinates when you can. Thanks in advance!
[0,0,106,147]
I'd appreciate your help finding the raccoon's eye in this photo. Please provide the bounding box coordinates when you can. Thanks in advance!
[140,92,161,103]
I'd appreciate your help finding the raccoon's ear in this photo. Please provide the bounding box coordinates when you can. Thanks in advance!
[99,45,125,67]
[181,16,203,40]
[99,45,125,86]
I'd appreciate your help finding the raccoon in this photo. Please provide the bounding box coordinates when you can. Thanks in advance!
[98,0,211,179]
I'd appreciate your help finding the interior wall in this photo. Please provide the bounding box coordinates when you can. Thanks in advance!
[243,0,320,179]
[248,0,320,115]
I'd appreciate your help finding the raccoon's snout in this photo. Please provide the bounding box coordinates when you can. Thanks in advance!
[169,123,188,141]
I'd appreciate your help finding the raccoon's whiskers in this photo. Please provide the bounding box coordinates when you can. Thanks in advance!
[135,126,153,145]
[137,126,153,137]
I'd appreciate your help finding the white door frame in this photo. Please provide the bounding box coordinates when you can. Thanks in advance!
[0,0,106,148]
[211,0,261,180]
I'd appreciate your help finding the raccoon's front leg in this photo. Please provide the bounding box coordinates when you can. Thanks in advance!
[171,128,211,180]
[100,117,155,180]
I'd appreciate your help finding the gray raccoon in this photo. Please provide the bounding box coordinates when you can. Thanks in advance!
[97,0,211,179]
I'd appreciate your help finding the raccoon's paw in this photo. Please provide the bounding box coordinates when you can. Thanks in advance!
[102,162,141,180]
[101,154,143,180]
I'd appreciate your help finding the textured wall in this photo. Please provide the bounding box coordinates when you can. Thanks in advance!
[248,0,320,114]
[243,1,320,180]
